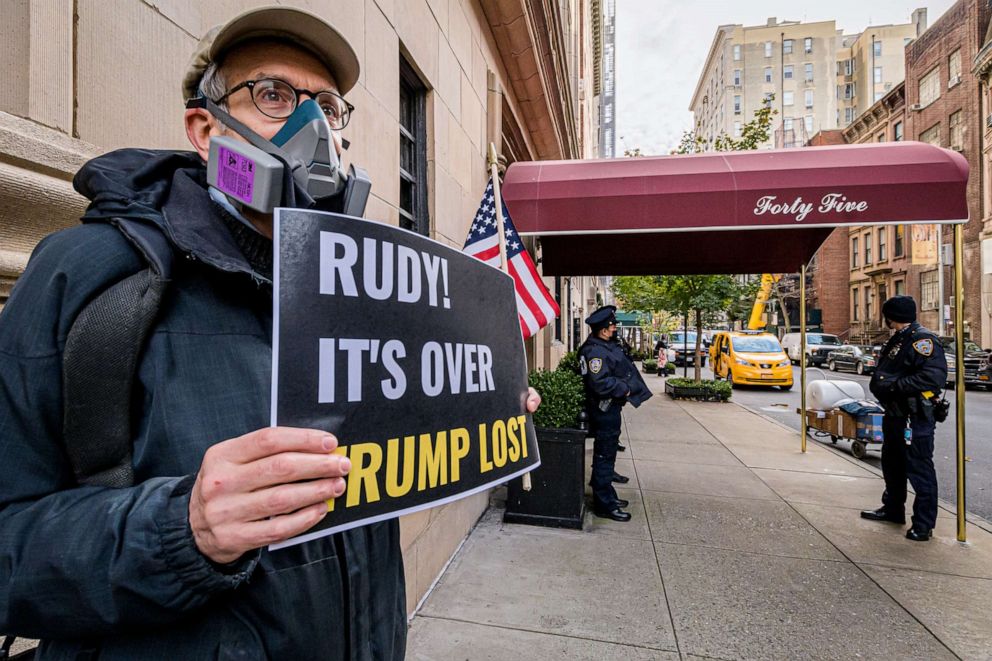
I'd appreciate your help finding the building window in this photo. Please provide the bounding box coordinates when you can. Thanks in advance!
[873,41,882,57]
[765,41,773,58]
[784,64,794,79]
[877,131,885,143]
[734,95,741,113]
[864,232,872,265]
[783,117,794,131]
[894,121,903,141]
[804,115,814,134]
[783,39,794,55]
[763,92,774,107]
[843,59,856,76]
[804,37,813,54]
[949,49,962,85]
[733,69,741,86]
[843,82,856,99]
[894,225,905,256]
[733,44,741,61]
[895,279,905,296]
[805,89,814,108]
[805,63,814,82]
[399,59,429,235]
[874,66,882,84]
[783,91,794,106]
[920,66,940,107]
[921,270,939,310]
[865,285,873,321]
[851,236,859,268]
[845,107,855,124]
[734,121,742,137]
[852,288,860,321]
[878,227,887,260]
[950,110,964,149]
[764,67,773,83]
[920,123,941,146]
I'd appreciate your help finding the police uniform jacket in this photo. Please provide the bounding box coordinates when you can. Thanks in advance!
[869,322,947,414]
[578,336,652,408]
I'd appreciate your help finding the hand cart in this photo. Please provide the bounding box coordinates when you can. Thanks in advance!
[800,369,884,460]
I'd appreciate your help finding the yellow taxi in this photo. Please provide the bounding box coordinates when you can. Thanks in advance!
[710,331,793,390]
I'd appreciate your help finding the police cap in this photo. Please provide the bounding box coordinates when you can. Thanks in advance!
[882,295,917,323]
[585,305,618,330]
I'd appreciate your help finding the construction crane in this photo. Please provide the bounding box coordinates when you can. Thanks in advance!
[748,274,781,330]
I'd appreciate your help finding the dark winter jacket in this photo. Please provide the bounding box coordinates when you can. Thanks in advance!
[869,322,947,417]
[0,149,405,660]
[578,335,653,408]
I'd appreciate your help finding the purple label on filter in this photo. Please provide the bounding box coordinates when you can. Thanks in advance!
[217,146,255,203]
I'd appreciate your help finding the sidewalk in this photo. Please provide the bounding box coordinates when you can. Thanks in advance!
[406,385,992,660]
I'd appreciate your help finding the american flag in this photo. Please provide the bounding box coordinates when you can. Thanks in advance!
[463,178,560,339]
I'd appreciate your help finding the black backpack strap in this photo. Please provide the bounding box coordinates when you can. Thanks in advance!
[61,219,174,488]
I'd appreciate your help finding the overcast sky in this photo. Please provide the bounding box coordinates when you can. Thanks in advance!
[615,0,958,155]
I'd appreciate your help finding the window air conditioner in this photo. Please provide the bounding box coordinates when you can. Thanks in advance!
[948,75,962,87]
[951,145,964,152]
[910,103,923,111]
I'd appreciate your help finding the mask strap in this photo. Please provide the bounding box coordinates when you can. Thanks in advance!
[187,97,299,166]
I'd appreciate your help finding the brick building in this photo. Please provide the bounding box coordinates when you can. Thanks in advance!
[805,129,850,336]
[842,83,922,344]
[971,14,992,345]
[904,0,991,343]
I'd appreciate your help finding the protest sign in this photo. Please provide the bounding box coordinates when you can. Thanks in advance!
[271,209,539,548]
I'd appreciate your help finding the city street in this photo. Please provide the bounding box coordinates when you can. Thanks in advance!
[664,364,992,522]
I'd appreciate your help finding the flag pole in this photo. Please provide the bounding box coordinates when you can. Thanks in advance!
[488,142,532,492]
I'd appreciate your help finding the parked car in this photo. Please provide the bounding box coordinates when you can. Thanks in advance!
[826,345,877,375]
[781,332,843,366]
[669,331,707,367]
[710,331,793,390]
[938,337,991,389]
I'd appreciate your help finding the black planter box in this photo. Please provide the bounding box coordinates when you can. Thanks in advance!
[504,426,586,529]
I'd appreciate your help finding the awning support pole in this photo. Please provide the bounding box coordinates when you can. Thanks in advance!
[800,264,807,453]
[953,224,966,542]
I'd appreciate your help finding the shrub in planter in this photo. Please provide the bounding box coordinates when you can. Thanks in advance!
[528,368,584,429]
[664,362,677,374]
[665,377,731,401]
[557,350,582,377]
[642,358,658,373]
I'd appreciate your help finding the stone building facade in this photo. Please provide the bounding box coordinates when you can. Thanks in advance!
[0,0,602,615]
[972,9,992,346]
[904,0,991,344]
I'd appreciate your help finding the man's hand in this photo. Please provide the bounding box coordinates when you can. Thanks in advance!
[526,387,541,413]
[189,427,351,564]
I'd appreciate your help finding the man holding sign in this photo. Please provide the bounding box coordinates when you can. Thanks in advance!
[0,6,539,660]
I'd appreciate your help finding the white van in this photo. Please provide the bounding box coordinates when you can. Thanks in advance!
[780,332,843,366]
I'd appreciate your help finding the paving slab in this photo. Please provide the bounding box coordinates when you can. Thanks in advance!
[584,486,652,540]
[655,542,956,660]
[636,460,781,501]
[860,564,992,660]
[643,490,843,561]
[406,617,678,660]
[627,440,742,466]
[793,502,992,579]
[718,441,878,477]
[752,468,885,510]
[420,518,678,651]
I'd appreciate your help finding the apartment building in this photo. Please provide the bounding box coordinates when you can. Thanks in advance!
[0,0,605,616]
[690,13,925,149]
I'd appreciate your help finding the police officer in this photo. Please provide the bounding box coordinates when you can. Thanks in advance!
[579,306,652,521]
[862,295,947,541]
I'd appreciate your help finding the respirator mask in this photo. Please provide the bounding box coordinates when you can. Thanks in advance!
[187,94,371,217]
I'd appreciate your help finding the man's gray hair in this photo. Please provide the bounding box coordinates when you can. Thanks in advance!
[199,61,228,109]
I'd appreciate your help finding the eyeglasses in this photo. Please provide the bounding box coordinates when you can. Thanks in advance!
[215,77,354,129]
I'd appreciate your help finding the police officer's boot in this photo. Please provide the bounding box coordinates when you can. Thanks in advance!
[906,527,932,542]
[611,472,630,484]
[860,507,906,524]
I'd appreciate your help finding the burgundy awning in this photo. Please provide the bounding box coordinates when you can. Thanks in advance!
[502,142,969,275]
